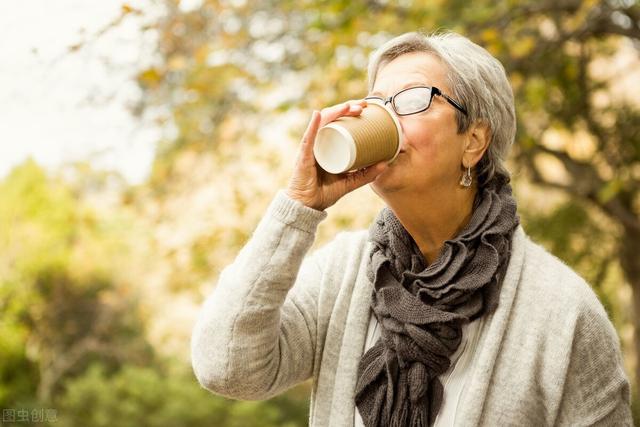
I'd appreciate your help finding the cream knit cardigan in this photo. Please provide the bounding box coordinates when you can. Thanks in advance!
[191,190,632,426]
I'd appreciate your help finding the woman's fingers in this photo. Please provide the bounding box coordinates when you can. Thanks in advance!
[344,161,388,193]
[298,110,322,166]
[288,100,375,210]
[319,99,368,126]
[319,103,350,127]
[344,104,363,116]
[342,99,368,117]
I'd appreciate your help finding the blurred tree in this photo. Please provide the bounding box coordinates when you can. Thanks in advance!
[57,363,228,427]
[120,0,639,391]
[0,158,312,425]
[0,160,152,405]
[27,269,153,403]
[71,0,640,421]
[56,361,308,427]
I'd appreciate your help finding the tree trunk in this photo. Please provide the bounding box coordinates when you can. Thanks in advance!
[620,226,640,396]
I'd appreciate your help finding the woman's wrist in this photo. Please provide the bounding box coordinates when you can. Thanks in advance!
[285,189,325,211]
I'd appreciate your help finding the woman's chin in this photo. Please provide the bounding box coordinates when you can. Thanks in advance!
[371,166,402,194]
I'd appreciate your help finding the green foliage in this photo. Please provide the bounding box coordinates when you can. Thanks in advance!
[0,159,76,406]
[0,158,310,425]
[56,362,308,427]
[0,158,76,279]
[0,318,37,406]
[0,160,152,405]
[57,363,224,427]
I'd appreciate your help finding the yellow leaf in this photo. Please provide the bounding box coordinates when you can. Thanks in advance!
[511,36,535,59]
[138,68,162,88]
[168,55,187,71]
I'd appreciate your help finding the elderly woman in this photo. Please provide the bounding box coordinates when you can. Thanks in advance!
[191,32,632,426]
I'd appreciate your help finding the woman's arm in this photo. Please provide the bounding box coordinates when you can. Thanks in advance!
[192,101,386,401]
[190,189,328,400]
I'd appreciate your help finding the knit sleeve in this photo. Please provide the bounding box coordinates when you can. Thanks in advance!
[190,189,329,400]
[555,297,633,426]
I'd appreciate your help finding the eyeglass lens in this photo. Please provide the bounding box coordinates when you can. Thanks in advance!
[393,87,433,115]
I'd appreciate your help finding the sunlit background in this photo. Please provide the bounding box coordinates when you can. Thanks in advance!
[1,0,639,426]
[0,0,161,184]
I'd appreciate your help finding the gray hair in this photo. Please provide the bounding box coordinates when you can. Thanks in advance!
[367,31,516,186]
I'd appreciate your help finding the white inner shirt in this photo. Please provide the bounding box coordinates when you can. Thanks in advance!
[354,309,485,427]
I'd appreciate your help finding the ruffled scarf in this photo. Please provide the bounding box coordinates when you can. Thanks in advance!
[354,177,519,427]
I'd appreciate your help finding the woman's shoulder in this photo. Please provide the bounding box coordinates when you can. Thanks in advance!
[310,229,370,266]
[516,228,610,321]
[502,229,623,376]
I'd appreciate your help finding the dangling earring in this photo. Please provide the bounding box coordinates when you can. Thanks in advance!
[460,164,472,187]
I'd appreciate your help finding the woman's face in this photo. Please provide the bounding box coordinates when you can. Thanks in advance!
[369,52,469,197]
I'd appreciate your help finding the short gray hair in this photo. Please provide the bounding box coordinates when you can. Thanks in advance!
[367,31,516,186]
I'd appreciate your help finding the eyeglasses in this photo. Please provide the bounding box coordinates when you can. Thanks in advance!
[365,86,468,116]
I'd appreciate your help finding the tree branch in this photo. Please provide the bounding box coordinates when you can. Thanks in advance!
[524,145,640,233]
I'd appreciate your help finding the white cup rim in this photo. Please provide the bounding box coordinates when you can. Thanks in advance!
[317,123,356,173]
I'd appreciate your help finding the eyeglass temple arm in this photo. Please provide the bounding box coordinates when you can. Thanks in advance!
[435,89,468,116]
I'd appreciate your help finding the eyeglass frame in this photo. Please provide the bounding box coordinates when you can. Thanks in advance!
[365,85,468,117]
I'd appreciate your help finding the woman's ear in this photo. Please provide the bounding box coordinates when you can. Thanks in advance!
[462,120,491,167]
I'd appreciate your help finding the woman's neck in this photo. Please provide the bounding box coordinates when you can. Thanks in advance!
[383,184,477,264]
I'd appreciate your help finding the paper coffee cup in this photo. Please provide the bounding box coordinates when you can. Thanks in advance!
[313,99,402,174]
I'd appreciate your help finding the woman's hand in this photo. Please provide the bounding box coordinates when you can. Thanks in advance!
[286,100,389,211]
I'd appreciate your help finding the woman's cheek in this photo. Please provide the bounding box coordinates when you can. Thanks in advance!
[405,128,438,160]
[401,122,425,148]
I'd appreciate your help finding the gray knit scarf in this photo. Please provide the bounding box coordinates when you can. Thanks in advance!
[355,177,519,427]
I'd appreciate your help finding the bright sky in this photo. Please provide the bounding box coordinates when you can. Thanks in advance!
[0,0,161,184]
